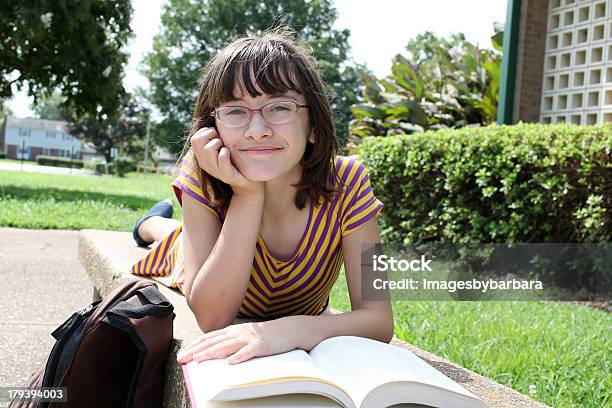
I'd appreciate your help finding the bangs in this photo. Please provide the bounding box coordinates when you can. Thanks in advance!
[209,39,306,106]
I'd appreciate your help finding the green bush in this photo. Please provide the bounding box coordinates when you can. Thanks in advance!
[110,156,135,177]
[36,155,84,169]
[359,123,611,245]
[360,123,611,291]
[83,160,108,175]
[0,152,6,159]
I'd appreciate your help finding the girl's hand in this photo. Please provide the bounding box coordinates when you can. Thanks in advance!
[176,320,298,365]
[190,127,264,195]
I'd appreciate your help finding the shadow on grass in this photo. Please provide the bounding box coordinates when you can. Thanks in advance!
[0,185,162,210]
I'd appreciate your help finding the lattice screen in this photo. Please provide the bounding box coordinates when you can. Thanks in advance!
[540,0,612,124]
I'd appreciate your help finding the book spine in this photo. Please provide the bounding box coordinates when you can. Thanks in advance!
[182,363,198,408]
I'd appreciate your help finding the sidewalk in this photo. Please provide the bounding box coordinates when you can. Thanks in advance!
[0,161,95,176]
[0,228,91,405]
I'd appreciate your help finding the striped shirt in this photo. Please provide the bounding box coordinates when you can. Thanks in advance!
[132,151,383,319]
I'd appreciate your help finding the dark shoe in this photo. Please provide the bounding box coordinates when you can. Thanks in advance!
[133,200,174,247]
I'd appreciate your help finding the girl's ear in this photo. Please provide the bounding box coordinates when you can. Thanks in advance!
[308,129,315,144]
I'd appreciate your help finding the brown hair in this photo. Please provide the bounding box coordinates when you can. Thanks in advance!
[180,26,340,211]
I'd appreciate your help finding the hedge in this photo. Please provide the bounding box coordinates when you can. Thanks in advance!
[359,123,611,245]
[36,155,84,169]
[0,152,6,159]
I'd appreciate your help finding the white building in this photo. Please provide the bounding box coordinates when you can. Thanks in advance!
[152,146,177,170]
[0,115,85,160]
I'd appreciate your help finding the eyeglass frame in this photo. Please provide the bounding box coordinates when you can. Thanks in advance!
[210,101,309,128]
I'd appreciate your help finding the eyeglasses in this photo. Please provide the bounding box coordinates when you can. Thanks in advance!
[211,101,309,128]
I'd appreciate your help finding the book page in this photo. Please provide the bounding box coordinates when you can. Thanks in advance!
[203,395,432,407]
[309,336,480,407]
[184,349,351,405]
[202,393,341,407]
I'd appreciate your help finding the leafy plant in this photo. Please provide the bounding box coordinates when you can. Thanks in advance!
[111,156,135,178]
[348,31,503,152]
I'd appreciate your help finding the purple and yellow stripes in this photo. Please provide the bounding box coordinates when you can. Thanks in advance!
[130,154,384,319]
[131,225,182,279]
[236,156,383,318]
[170,152,223,220]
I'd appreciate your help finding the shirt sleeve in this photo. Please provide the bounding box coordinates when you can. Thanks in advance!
[171,149,222,220]
[339,157,384,236]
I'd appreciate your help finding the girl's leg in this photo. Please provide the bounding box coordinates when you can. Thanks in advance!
[138,216,181,243]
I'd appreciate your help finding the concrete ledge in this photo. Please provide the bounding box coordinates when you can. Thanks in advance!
[78,229,548,408]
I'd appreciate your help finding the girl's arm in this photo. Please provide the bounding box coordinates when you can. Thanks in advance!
[275,215,394,351]
[182,189,264,333]
[182,127,266,333]
[176,215,394,365]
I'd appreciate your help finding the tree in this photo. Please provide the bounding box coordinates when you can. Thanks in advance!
[62,94,150,163]
[31,91,65,120]
[143,0,359,154]
[0,0,133,118]
[0,100,13,117]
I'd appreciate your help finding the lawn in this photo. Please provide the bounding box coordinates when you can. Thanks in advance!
[330,268,611,408]
[1,169,610,407]
[0,170,182,230]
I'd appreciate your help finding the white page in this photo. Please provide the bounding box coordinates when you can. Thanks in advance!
[202,393,341,407]
[309,337,479,407]
[185,349,346,404]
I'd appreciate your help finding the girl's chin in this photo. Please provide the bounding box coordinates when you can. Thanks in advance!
[237,161,301,182]
[241,172,278,182]
[237,167,280,182]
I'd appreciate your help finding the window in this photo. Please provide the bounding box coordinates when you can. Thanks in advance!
[46,131,57,138]
[42,148,50,155]
[18,128,31,136]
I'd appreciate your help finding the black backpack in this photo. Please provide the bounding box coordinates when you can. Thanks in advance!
[10,278,175,408]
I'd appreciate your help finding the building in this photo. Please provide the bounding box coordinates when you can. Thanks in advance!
[1,115,86,160]
[498,0,612,124]
[152,146,177,170]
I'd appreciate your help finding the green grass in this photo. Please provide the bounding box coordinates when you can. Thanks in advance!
[330,267,611,408]
[0,170,182,230]
[2,169,610,407]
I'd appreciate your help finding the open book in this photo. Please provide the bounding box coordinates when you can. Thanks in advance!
[181,336,488,408]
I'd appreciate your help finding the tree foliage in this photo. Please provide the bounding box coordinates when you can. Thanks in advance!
[143,0,359,154]
[349,31,503,150]
[0,0,133,118]
[62,94,150,163]
[31,91,65,120]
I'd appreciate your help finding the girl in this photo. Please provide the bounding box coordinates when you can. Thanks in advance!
[131,26,393,366]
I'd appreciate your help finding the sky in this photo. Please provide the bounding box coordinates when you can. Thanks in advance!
[7,0,507,118]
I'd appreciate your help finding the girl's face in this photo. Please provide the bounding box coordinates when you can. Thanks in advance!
[214,84,314,183]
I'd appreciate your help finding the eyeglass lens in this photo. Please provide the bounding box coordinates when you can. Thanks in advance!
[217,102,298,127]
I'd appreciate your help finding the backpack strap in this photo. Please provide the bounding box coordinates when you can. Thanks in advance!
[106,286,174,320]
[138,284,170,306]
